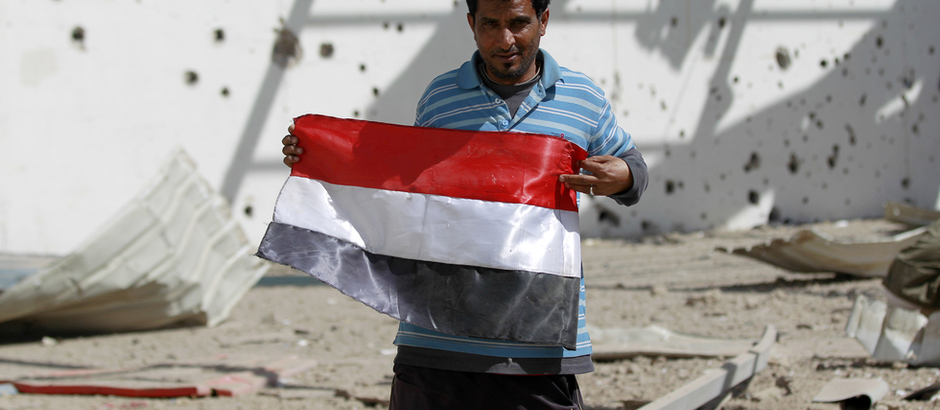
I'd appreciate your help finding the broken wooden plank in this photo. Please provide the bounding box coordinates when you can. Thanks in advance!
[636,325,776,410]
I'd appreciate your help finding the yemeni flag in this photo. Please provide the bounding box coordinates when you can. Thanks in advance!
[257,114,587,349]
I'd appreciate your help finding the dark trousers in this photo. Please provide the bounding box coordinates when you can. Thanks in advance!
[389,363,585,410]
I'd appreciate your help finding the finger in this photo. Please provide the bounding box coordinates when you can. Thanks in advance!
[283,155,298,167]
[282,135,299,146]
[288,123,295,133]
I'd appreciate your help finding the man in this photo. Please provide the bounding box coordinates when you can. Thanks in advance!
[282,0,648,408]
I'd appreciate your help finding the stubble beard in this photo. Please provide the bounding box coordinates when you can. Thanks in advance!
[486,47,538,83]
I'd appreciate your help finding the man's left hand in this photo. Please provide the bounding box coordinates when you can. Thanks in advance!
[558,155,634,196]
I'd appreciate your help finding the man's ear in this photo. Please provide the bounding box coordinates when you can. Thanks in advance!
[539,9,550,36]
[467,13,475,31]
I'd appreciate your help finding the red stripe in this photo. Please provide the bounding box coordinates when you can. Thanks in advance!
[289,114,587,211]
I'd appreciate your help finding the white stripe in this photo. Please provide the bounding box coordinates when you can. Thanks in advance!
[273,177,581,278]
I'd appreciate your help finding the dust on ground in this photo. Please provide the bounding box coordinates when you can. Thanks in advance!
[2,218,938,410]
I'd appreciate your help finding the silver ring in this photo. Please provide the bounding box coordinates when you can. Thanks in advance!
[589,185,594,196]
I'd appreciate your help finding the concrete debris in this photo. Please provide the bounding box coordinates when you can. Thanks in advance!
[0,150,270,334]
[812,378,889,410]
[635,325,776,410]
[845,294,940,366]
[0,383,18,397]
[883,202,940,227]
[716,225,927,278]
[588,325,757,361]
[0,355,316,398]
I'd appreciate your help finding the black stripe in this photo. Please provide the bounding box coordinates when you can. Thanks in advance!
[256,222,580,349]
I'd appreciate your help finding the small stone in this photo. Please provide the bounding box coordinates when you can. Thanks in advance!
[41,336,57,347]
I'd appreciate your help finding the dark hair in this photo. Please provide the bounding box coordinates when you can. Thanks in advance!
[466,0,550,18]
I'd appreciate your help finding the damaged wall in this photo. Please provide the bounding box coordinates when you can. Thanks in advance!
[0,0,938,254]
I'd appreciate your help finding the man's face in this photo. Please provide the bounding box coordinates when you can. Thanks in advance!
[468,0,549,85]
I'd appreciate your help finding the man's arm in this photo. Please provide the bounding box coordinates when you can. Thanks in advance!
[558,147,648,205]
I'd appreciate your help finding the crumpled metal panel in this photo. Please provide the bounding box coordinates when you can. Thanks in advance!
[0,150,270,332]
[716,226,928,277]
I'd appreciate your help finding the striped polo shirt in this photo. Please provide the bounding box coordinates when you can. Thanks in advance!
[393,49,638,375]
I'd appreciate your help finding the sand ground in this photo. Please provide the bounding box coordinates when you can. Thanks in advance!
[2,218,939,410]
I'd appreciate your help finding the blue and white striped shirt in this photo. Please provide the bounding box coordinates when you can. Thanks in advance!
[393,49,640,375]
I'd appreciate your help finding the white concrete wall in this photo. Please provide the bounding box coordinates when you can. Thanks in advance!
[1,0,938,255]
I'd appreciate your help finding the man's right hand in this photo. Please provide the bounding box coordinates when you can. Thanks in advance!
[282,124,304,167]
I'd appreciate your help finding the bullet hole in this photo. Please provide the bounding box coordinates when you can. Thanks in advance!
[359,64,367,72]
[353,110,360,117]
[733,76,739,84]
[690,151,696,159]
[272,24,302,68]
[397,22,404,32]
[704,183,711,193]
[875,170,881,179]
[701,213,708,220]
[641,220,653,232]
[598,208,621,227]
[901,177,910,189]
[822,182,828,190]
[720,173,726,180]
[816,120,824,130]
[718,16,727,28]
[743,152,761,173]
[72,26,85,41]
[783,139,790,147]
[661,101,667,110]
[373,87,380,96]
[787,153,800,174]
[775,47,791,70]
[842,68,849,77]
[320,43,334,58]
[383,22,390,29]
[184,70,199,85]
[679,130,686,138]
[665,180,675,195]
[748,190,759,205]
[820,59,828,68]
[244,205,253,217]
[827,145,840,169]
[825,95,832,103]
[845,199,851,206]
[846,124,857,145]
[779,81,784,89]
[664,148,671,157]
[71,26,85,50]
[859,93,867,106]
[670,16,678,27]
[802,197,809,205]
[214,28,225,42]
[834,57,840,65]
[768,207,781,223]
[930,46,935,55]
[221,87,230,97]
[912,124,919,134]
[875,36,884,48]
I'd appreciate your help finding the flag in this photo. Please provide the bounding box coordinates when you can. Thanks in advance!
[256,114,587,349]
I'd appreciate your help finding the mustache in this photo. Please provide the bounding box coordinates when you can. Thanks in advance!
[492,47,520,54]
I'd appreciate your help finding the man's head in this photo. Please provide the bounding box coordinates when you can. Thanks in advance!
[467,0,550,86]
[466,0,550,18]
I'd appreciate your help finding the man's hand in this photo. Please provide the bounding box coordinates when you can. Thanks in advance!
[558,155,634,196]
[282,124,303,167]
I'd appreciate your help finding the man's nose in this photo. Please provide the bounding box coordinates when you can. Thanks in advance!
[497,27,515,50]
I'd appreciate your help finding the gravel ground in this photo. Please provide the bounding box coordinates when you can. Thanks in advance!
[2,218,939,410]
